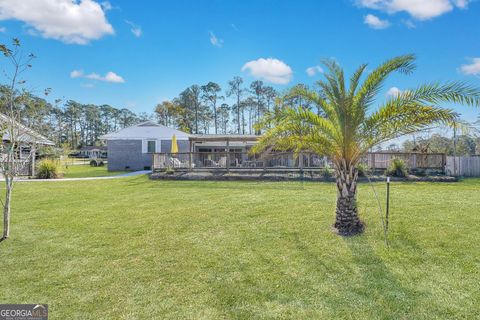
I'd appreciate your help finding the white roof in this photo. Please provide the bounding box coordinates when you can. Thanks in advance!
[0,113,54,145]
[100,121,190,140]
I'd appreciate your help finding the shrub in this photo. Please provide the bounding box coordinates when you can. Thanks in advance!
[320,166,334,179]
[36,159,60,179]
[386,158,408,177]
[357,163,371,177]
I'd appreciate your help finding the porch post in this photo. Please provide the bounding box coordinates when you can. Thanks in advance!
[30,147,36,177]
[189,140,193,171]
[226,139,230,173]
[299,152,304,180]
[442,153,446,174]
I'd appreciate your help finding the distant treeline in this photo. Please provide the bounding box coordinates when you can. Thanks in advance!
[155,78,279,135]
[401,133,480,156]
[1,76,301,149]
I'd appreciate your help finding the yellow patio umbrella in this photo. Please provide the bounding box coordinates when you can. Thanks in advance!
[171,134,179,154]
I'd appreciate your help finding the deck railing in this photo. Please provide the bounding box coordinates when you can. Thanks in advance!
[152,151,446,172]
[0,156,33,176]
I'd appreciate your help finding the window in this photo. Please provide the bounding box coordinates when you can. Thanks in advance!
[147,140,156,153]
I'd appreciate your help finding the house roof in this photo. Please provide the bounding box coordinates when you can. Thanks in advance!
[100,121,191,140]
[190,134,260,142]
[0,113,54,145]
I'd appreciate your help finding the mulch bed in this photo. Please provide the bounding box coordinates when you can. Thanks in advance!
[150,171,458,182]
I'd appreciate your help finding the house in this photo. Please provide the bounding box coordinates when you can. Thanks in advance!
[100,121,191,171]
[78,146,107,159]
[0,113,55,176]
[101,121,262,171]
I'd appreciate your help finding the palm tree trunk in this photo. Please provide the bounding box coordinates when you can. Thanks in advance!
[333,163,364,236]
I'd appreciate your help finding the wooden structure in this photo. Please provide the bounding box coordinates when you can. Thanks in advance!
[0,113,55,176]
[364,152,446,171]
[446,156,480,177]
[153,150,446,173]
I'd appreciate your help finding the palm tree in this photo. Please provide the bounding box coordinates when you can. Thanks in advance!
[253,55,480,236]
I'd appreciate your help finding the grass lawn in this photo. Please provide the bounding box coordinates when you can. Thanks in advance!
[61,164,126,178]
[1,177,479,319]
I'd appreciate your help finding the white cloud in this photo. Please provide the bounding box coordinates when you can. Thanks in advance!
[460,58,480,75]
[0,0,114,44]
[0,26,6,33]
[70,69,84,78]
[306,65,324,76]
[71,70,125,83]
[364,14,391,29]
[357,0,469,20]
[242,58,293,84]
[100,1,112,11]
[387,86,402,97]
[209,31,223,48]
[103,71,125,83]
[125,20,142,38]
[454,0,469,8]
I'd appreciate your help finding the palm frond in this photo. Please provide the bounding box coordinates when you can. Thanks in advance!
[348,63,367,99]
[361,103,457,152]
[252,107,337,156]
[390,81,480,108]
[284,85,339,125]
[321,59,345,99]
[354,54,416,109]
[285,107,341,143]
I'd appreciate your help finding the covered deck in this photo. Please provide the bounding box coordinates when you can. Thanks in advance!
[153,143,447,173]
[153,134,326,171]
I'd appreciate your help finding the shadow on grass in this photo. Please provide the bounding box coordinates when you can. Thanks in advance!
[123,176,324,191]
[343,236,420,318]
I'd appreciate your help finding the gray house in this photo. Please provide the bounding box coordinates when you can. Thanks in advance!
[100,121,190,171]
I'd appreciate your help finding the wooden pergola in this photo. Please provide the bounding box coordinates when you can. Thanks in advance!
[187,135,260,172]
[189,134,259,150]
[189,134,260,142]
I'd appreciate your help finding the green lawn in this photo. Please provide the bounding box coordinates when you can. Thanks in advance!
[61,164,126,178]
[1,177,479,319]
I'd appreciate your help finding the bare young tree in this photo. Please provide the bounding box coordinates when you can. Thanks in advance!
[0,39,37,241]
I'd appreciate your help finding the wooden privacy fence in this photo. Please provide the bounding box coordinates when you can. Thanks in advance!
[445,156,480,177]
[153,151,446,172]
[363,152,446,170]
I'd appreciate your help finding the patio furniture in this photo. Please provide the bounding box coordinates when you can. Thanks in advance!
[218,157,227,168]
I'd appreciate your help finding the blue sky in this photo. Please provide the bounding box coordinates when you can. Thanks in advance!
[0,0,479,121]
